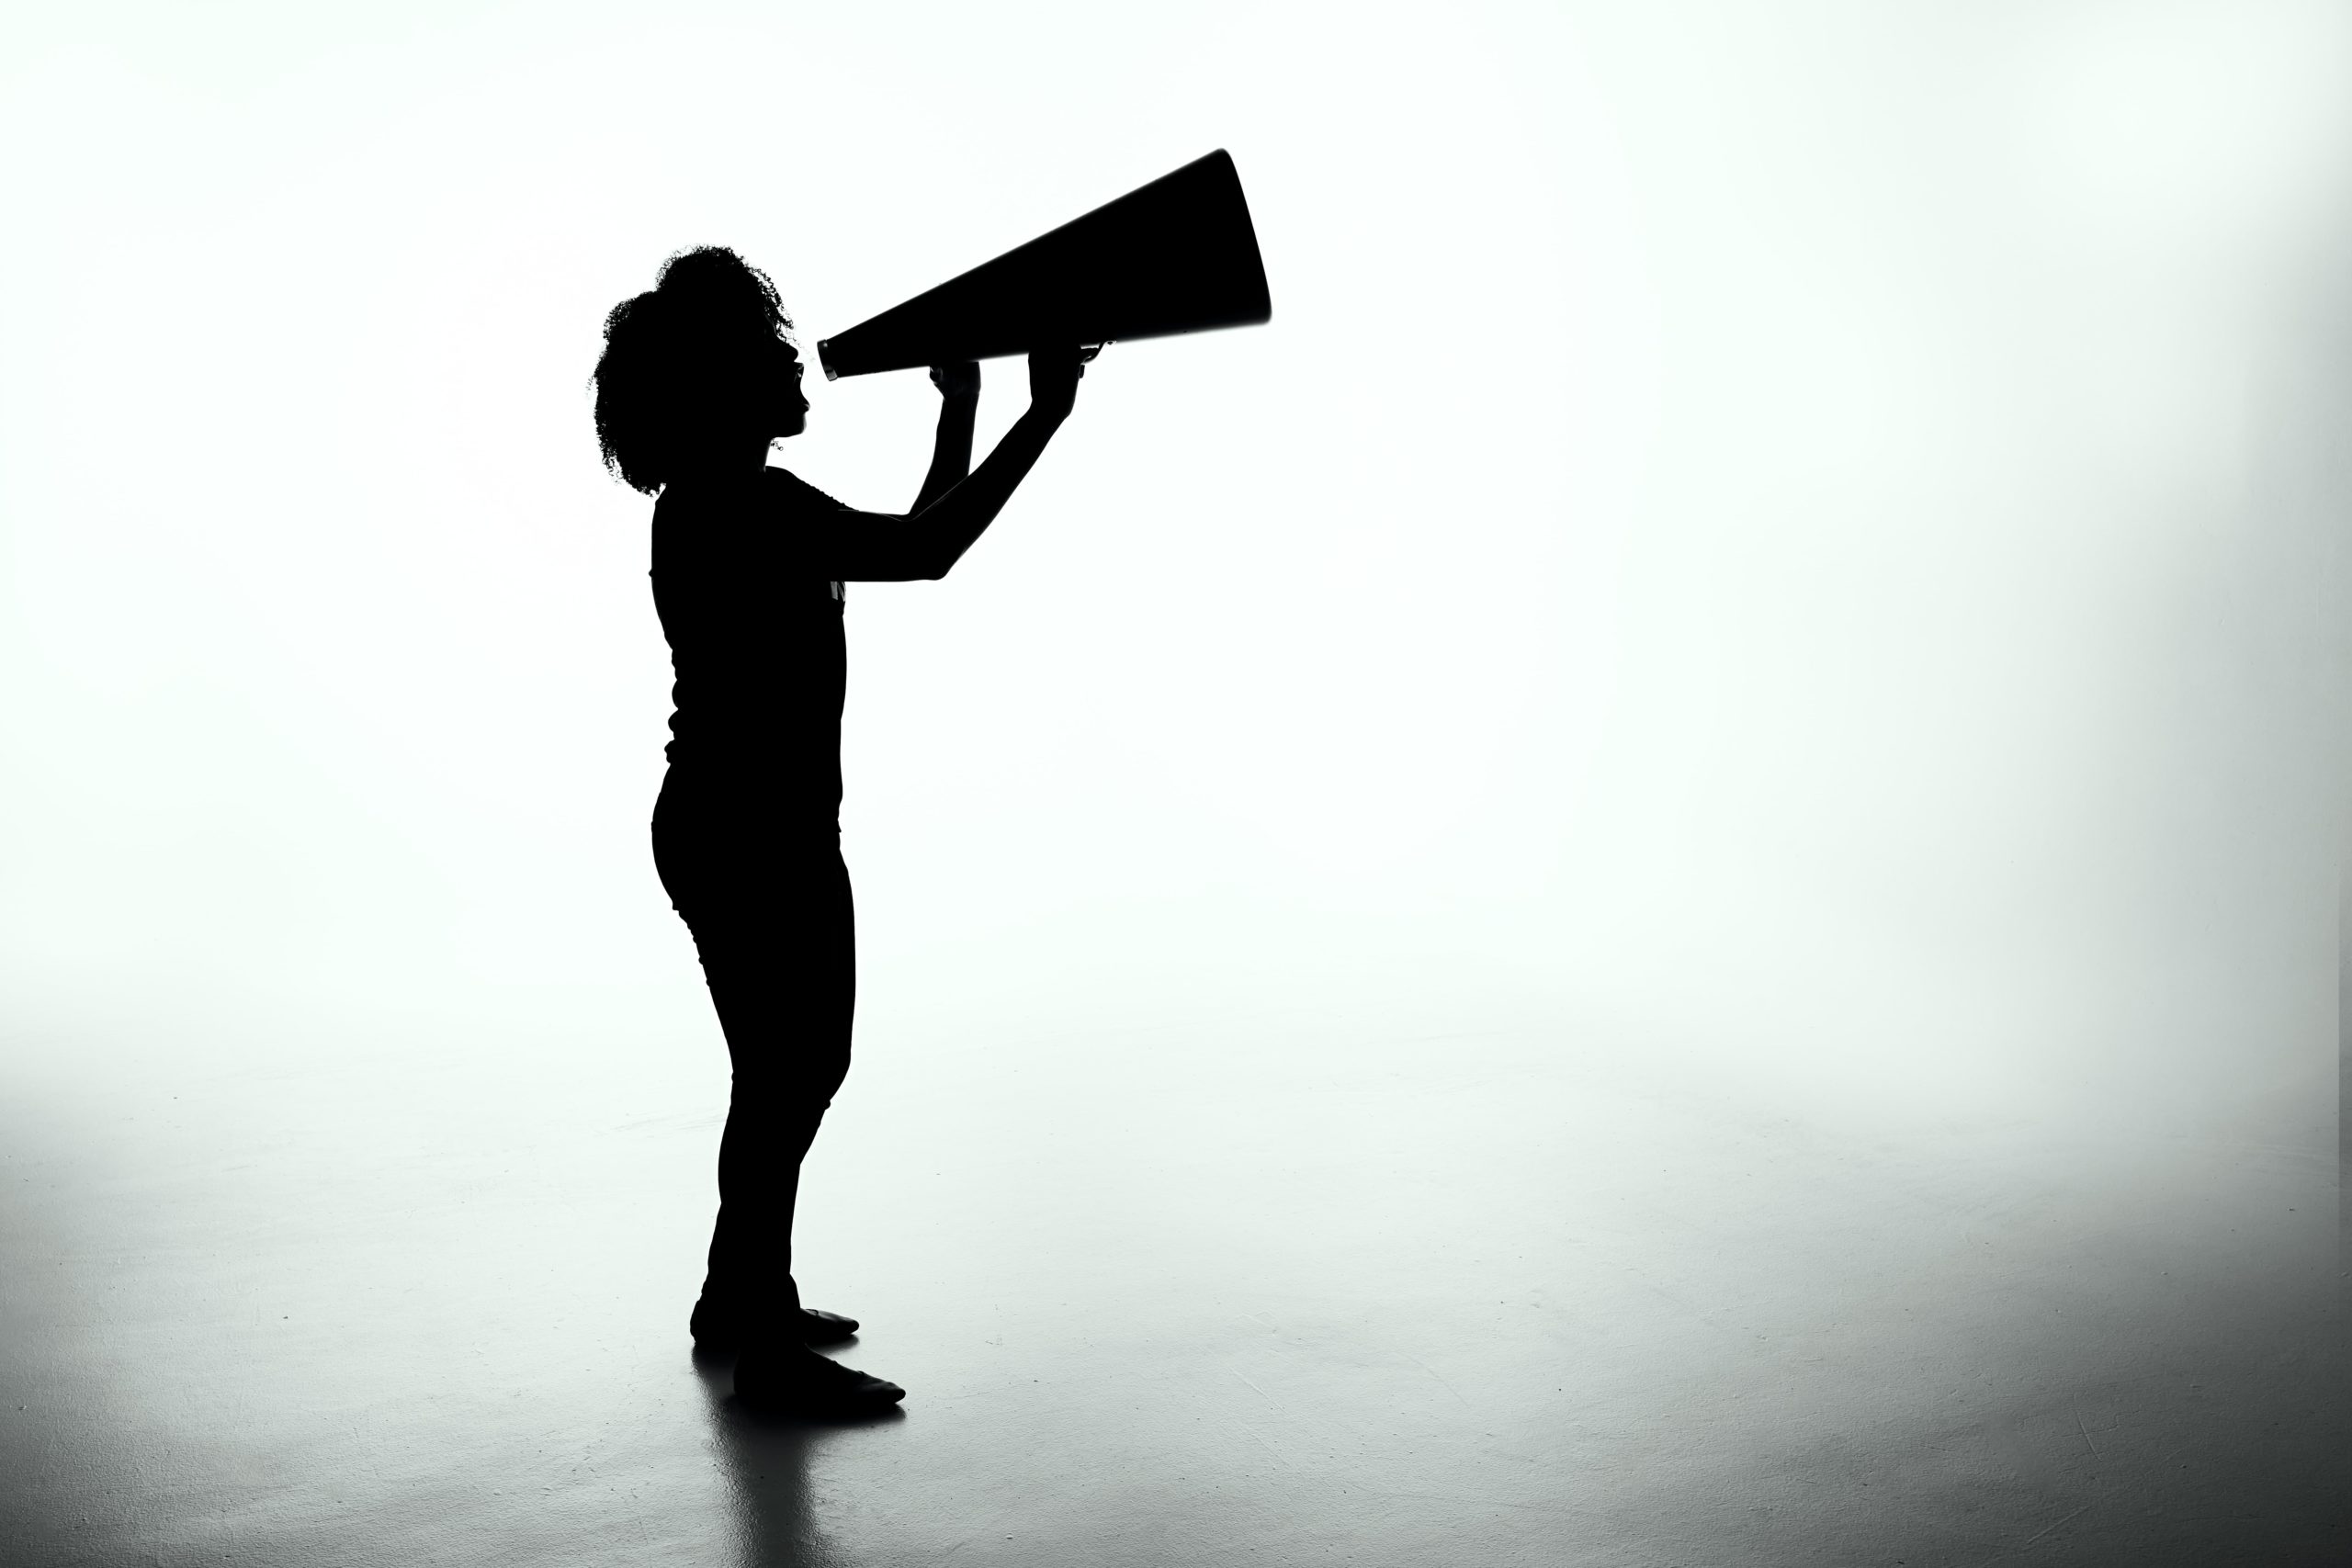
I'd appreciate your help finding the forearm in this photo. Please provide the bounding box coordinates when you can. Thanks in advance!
[910,395,977,513]
[907,405,1066,577]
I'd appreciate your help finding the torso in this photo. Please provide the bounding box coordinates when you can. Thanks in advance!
[650,468,850,829]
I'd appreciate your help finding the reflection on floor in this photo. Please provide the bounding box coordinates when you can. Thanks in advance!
[3,924,2342,1567]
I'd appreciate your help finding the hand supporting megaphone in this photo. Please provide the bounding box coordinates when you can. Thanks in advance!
[1026,345,1088,423]
[928,360,981,400]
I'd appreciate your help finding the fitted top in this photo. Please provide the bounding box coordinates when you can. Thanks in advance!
[650,467,851,825]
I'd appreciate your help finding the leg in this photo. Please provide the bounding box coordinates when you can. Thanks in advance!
[663,834,855,1319]
[654,822,903,1413]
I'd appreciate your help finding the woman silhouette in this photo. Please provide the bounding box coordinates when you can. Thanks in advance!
[594,246,1082,1415]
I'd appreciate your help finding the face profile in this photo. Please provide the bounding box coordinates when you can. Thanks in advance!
[767,343,809,443]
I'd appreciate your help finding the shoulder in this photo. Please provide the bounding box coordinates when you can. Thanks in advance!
[655,472,752,518]
[762,466,850,513]
[651,479,744,575]
[651,478,723,536]
[652,470,775,541]
[650,484,695,563]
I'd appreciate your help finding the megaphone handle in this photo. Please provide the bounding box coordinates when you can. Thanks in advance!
[1078,344,1104,363]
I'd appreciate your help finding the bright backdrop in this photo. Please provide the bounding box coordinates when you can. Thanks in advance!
[2,0,2346,1133]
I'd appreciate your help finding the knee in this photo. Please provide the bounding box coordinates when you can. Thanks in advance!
[731,1055,850,1109]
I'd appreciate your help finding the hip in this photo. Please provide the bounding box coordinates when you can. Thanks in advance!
[652,770,842,905]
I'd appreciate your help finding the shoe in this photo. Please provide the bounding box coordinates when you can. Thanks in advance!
[733,1343,906,1416]
[691,1297,861,1349]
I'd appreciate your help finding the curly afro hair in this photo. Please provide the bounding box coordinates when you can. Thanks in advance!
[593,246,797,494]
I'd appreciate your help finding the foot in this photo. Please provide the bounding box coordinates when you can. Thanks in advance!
[691,1297,860,1349]
[733,1343,905,1416]
[790,1307,860,1345]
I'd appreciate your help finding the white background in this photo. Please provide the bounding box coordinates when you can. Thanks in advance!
[3,0,2346,1136]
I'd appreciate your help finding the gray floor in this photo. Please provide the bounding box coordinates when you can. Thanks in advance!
[4,909,2343,1567]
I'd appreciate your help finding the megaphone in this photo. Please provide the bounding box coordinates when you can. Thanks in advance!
[815,150,1272,380]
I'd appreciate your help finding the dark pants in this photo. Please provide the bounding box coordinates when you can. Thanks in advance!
[652,777,854,1316]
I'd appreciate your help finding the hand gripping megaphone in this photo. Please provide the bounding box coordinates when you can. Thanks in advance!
[815,150,1272,379]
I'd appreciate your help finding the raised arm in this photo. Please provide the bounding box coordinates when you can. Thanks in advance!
[813,348,1085,581]
[909,361,979,514]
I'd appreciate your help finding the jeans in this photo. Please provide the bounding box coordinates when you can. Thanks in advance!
[652,775,854,1315]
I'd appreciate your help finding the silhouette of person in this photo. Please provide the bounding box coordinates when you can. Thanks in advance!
[593,246,1083,1416]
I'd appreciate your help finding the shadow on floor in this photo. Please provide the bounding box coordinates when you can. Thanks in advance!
[692,1347,906,1568]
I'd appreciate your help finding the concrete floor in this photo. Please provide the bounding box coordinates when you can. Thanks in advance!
[3,911,2343,1567]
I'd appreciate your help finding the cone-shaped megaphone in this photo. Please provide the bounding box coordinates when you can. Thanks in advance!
[815,150,1271,379]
